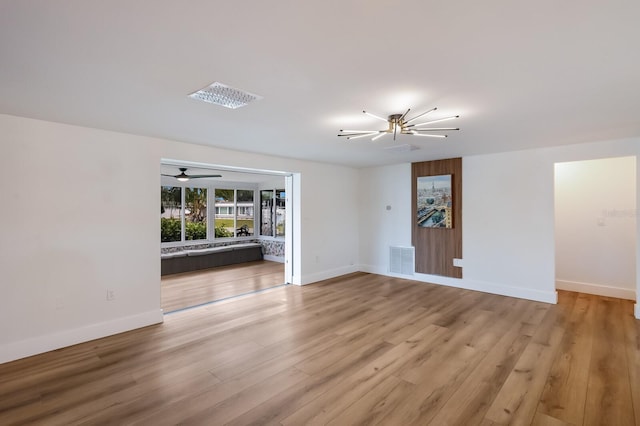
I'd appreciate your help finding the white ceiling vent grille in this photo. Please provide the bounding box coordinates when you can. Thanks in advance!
[189,82,262,109]
[389,246,415,275]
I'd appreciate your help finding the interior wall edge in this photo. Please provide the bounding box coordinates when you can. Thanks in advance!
[0,309,163,365]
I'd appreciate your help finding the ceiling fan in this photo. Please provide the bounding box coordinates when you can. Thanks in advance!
[161,167,222,182]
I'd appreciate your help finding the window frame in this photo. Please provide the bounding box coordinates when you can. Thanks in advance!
[161,181,258,247]
[259,188,286,240]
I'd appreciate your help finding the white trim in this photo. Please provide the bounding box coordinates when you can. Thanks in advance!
[264,254,285,263]
[284,175,294,284]
[635,303,640,319]
[359,264,558,304]
[0,310,163,364]
[556,279,636,301]
[300,265,360,286]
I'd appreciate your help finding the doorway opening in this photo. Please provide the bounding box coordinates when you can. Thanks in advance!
[160,159,297,313]
[554,156,637,301]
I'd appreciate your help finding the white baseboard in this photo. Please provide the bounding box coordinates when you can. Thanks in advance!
[263,255,285,263]
[300,265,360,286]
[359,264,557,304]
[1,309,164,364]
[556,279,636,301]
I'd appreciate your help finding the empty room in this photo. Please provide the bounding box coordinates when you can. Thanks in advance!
[1,1,639,425]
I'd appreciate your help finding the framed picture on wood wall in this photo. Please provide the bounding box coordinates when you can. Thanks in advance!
[416,174,453,228]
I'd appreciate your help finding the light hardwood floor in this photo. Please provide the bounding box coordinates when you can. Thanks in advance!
[1,273,639,425]
[161,260,285,312]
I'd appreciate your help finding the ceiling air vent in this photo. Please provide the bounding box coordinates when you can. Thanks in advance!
[189,82,262,109]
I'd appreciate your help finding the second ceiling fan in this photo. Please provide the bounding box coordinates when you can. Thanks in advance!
[162,167,222,182]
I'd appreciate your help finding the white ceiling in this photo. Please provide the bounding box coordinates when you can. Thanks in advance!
[1,1,639,168]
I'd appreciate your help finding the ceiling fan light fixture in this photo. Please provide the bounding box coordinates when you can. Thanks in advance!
[363,111,389,122]
[404,107,438,125]
[411,131,447,138]
[371,132,388,141]
[346,132,379,140]
[411,127,460,131]
[338,107,459,142]
[411,115,460,127]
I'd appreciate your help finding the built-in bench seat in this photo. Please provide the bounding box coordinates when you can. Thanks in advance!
[161,243,263,275]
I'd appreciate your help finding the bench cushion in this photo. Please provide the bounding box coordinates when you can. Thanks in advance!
[186,246,233,256]
[161,243,263,275]
[161,252,187,259]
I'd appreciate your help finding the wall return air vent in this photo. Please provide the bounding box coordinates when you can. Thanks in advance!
[189,82,262,109]
[389,246,415,275]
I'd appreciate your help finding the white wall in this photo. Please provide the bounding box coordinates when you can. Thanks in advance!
[358,163,412,270]
[555,157,636,299]
[359,138,640,313]
[0,114,359,363]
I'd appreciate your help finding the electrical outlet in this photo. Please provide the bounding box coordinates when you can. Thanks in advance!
[106,290,116,301]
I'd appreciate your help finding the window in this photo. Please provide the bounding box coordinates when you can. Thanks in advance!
[161,186,182,242]
[275,189,286,237]
[214,189,235,238]
[214,189,255,238]
[185,187,207,240]
[237,190,254,236]
[162,185,256,243]
[161,186,208,243]
[260,188,285,238]
[260,190,273,236]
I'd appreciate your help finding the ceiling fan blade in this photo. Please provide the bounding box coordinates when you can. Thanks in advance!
[187,174,222,179]
[161,174,178,178]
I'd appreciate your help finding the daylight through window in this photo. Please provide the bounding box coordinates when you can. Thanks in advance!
[260,189,285,238]
[161,186,182,242]
[161,185,261,243]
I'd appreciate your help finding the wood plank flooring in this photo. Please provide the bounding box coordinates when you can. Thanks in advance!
[161,260,284,312]
[1,272,638,425]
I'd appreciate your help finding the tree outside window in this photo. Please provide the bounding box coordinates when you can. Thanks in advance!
[185,188,207,240]
[161,186,208,242]
[161,186,182,242]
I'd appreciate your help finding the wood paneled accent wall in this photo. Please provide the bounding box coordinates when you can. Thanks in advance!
[412,158,462,278]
